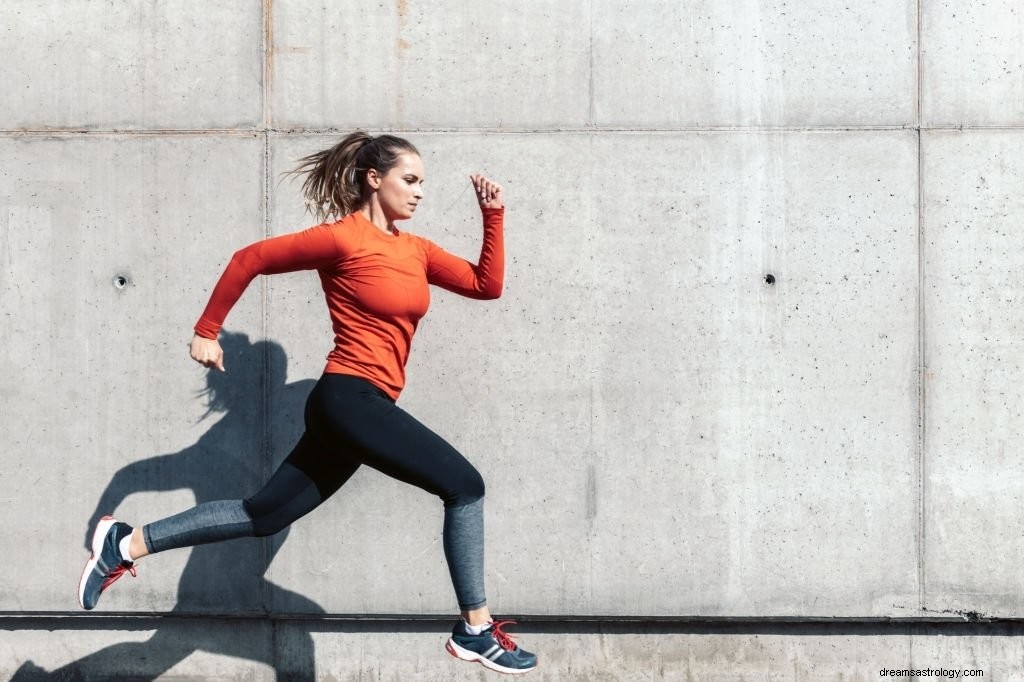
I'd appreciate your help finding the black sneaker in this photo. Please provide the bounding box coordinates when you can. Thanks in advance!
[77,515,136,610]
[446,619,538,674]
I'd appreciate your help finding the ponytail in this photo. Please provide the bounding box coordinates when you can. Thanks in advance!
[289,132,419,222]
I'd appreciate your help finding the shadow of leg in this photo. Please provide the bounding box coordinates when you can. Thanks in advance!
[42,633,195,682]
[35,618,281,681]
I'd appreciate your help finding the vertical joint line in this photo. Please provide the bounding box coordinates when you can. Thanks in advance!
[260,0,274,616]
[916,127,926,614]
[915,0,926,614]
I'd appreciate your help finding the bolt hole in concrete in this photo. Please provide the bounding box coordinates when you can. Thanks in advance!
[764,273,776,285]
[113,275,129,289]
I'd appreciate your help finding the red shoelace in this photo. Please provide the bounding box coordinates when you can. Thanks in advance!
[101,562,137,592]
[489,620,519,651]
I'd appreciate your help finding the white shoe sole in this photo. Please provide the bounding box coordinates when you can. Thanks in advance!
[446,638,536,675]
[77,515,117,609]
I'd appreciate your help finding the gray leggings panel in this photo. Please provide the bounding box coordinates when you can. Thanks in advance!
[443,497,486,610]
[143,499,254,554]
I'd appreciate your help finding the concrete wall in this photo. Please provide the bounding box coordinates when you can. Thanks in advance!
[2,0,1023,679]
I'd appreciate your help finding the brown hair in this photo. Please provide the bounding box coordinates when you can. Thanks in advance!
[289,132,420,222]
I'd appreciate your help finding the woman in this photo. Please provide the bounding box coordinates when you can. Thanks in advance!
[77,132,537,675]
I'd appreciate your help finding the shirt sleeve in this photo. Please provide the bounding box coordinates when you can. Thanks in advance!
[194,223,345,339]
[425,207,505,300]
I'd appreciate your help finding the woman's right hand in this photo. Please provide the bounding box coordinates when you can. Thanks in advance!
[470,174,504,210]
[190,333,225,371]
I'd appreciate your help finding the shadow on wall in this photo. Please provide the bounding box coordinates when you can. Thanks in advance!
[16,332,322,681]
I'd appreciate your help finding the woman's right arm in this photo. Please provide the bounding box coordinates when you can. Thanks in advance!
[190,223,344,371]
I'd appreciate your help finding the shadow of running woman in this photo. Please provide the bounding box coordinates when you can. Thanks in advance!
[32,332,324,680]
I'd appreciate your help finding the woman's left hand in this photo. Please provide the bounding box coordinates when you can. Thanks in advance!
[470,174,504,210]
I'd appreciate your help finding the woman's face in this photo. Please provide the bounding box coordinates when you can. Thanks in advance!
[370,152,425,222]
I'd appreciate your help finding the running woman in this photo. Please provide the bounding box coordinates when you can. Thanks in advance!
[77,132,537,675]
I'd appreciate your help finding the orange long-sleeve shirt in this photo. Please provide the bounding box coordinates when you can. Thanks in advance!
[195,207,504,399]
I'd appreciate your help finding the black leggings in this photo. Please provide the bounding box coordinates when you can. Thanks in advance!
[143,373,488,610]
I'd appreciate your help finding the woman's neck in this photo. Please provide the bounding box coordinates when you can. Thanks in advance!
[358,200,396,234]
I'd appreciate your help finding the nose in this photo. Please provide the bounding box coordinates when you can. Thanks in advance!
[413,184,424,199]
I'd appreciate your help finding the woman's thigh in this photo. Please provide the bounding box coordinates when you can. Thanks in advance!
[308,374,484,507]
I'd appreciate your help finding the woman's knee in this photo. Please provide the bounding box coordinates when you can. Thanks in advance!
[251,522,286,538]
[449,466,485,507]
[243,498,294,537]
[242,457,332,537]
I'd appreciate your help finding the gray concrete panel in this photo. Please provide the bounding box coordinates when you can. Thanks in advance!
[592,0,918,128]
[923,1,1024,127]
[923,130,1024,617]
[582,130,920,616]
[5,619,1024,681]
[0,1,262,130]
[0,134,267,612]
[258,131,919,617]
[269,0,591,129]
[269,0,918,131]
[269,0,918,130]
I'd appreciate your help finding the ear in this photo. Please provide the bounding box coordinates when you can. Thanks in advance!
[365,167,382,190]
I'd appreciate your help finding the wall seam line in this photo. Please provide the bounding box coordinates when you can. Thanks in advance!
[916,0,927,617]
[6,125,1024,137]
[260,0,274,625]
[0,613,1009,626]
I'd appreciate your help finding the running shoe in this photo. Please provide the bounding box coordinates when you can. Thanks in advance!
[78,515,136,610]
[446,619,538,674]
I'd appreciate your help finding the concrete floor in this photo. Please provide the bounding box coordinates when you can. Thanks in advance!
[3,616,1023,681]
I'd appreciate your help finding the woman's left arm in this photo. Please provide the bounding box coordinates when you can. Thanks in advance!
[425,175,505,299]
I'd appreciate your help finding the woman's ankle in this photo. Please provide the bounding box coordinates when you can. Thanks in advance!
[127,527,149,561]
[461,606,491,627]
